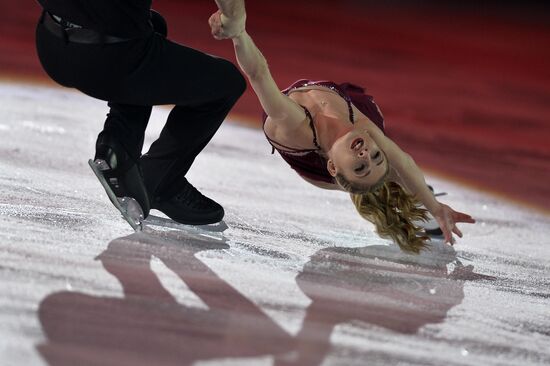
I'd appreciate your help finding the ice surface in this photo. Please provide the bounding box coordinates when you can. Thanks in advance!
[0,82,549,366]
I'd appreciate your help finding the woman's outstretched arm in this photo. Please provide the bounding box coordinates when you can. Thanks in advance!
[209,9,306,128]
[365,120,476,243]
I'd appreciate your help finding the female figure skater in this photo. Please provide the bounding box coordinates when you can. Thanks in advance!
[209,6,475,252]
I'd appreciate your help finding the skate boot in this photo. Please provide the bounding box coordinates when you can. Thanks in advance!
[88,132,150,231]
[418,211,444,236]
[152,178,224,225]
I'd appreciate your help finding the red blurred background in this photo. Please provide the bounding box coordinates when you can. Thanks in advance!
[1,0,549,212]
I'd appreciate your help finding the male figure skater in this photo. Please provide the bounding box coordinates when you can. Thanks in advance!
[34,0,246,228]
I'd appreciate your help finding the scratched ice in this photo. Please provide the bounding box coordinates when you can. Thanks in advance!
[0,81,549,366]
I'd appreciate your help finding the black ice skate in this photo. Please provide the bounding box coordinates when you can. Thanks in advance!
[88,132,150,231]
[151,178,224,226]
[419,212,444,237]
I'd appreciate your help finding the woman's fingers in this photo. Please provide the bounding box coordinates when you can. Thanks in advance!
[444,229,454,245]
[452,225,463,238]
[434,205,476,244]
[437,218,453,244]
[455,211,476,223]
[208,11,224,39]
[209,10,246,40]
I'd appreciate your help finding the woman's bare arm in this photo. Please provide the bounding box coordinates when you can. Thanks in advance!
[209,6,306,130]
[363,119,440,211]
[232,32,305,122]
[212,0,246,38]
[214,0,245,17]
[364,119,475,243]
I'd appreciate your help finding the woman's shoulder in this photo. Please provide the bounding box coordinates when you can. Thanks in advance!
[263,112,317,151]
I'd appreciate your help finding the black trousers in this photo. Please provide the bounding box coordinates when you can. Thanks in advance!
[35,13,246,200]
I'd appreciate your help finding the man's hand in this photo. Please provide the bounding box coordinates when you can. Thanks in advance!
[431,203,476,245]
[209,9,246,40]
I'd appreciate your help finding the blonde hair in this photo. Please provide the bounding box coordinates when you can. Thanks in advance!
[335,175,430,253]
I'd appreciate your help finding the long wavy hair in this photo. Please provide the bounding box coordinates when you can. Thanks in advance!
[335,174,430,253]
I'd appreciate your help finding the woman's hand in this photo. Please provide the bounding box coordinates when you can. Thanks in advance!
[431,203,476,244]
[209,9,246,40]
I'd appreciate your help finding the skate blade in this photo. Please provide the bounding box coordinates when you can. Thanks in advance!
[88,159,144,231]
[144,214,228,233]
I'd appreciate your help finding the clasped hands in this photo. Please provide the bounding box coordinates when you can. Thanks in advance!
[208,9,246,40]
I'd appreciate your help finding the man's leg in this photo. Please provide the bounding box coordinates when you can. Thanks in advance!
[103,26,245,224]
[90,10,168,221]
[45,27,245,225]
[99,103,151,161]
[140,91,241,201]
[92,103,152,220]
[94,37,245,225]
[140,87,242,224]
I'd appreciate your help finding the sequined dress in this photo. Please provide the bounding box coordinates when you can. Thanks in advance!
[262,79,385,184]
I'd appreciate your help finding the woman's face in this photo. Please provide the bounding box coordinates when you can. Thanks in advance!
[327,128,388,187]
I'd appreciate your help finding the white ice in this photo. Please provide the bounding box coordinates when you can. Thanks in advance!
[0,82,549,366]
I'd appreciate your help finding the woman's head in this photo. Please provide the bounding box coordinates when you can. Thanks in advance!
[326,128,389,193]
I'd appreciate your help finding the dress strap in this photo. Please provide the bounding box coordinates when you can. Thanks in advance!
[264,105,321,155]
[303,107,322,150]
[346,99,354,123]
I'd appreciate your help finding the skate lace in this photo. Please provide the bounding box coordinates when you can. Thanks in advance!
[174,181,210,209]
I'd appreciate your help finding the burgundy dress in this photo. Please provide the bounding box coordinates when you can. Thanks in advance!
[262,79,385,184]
